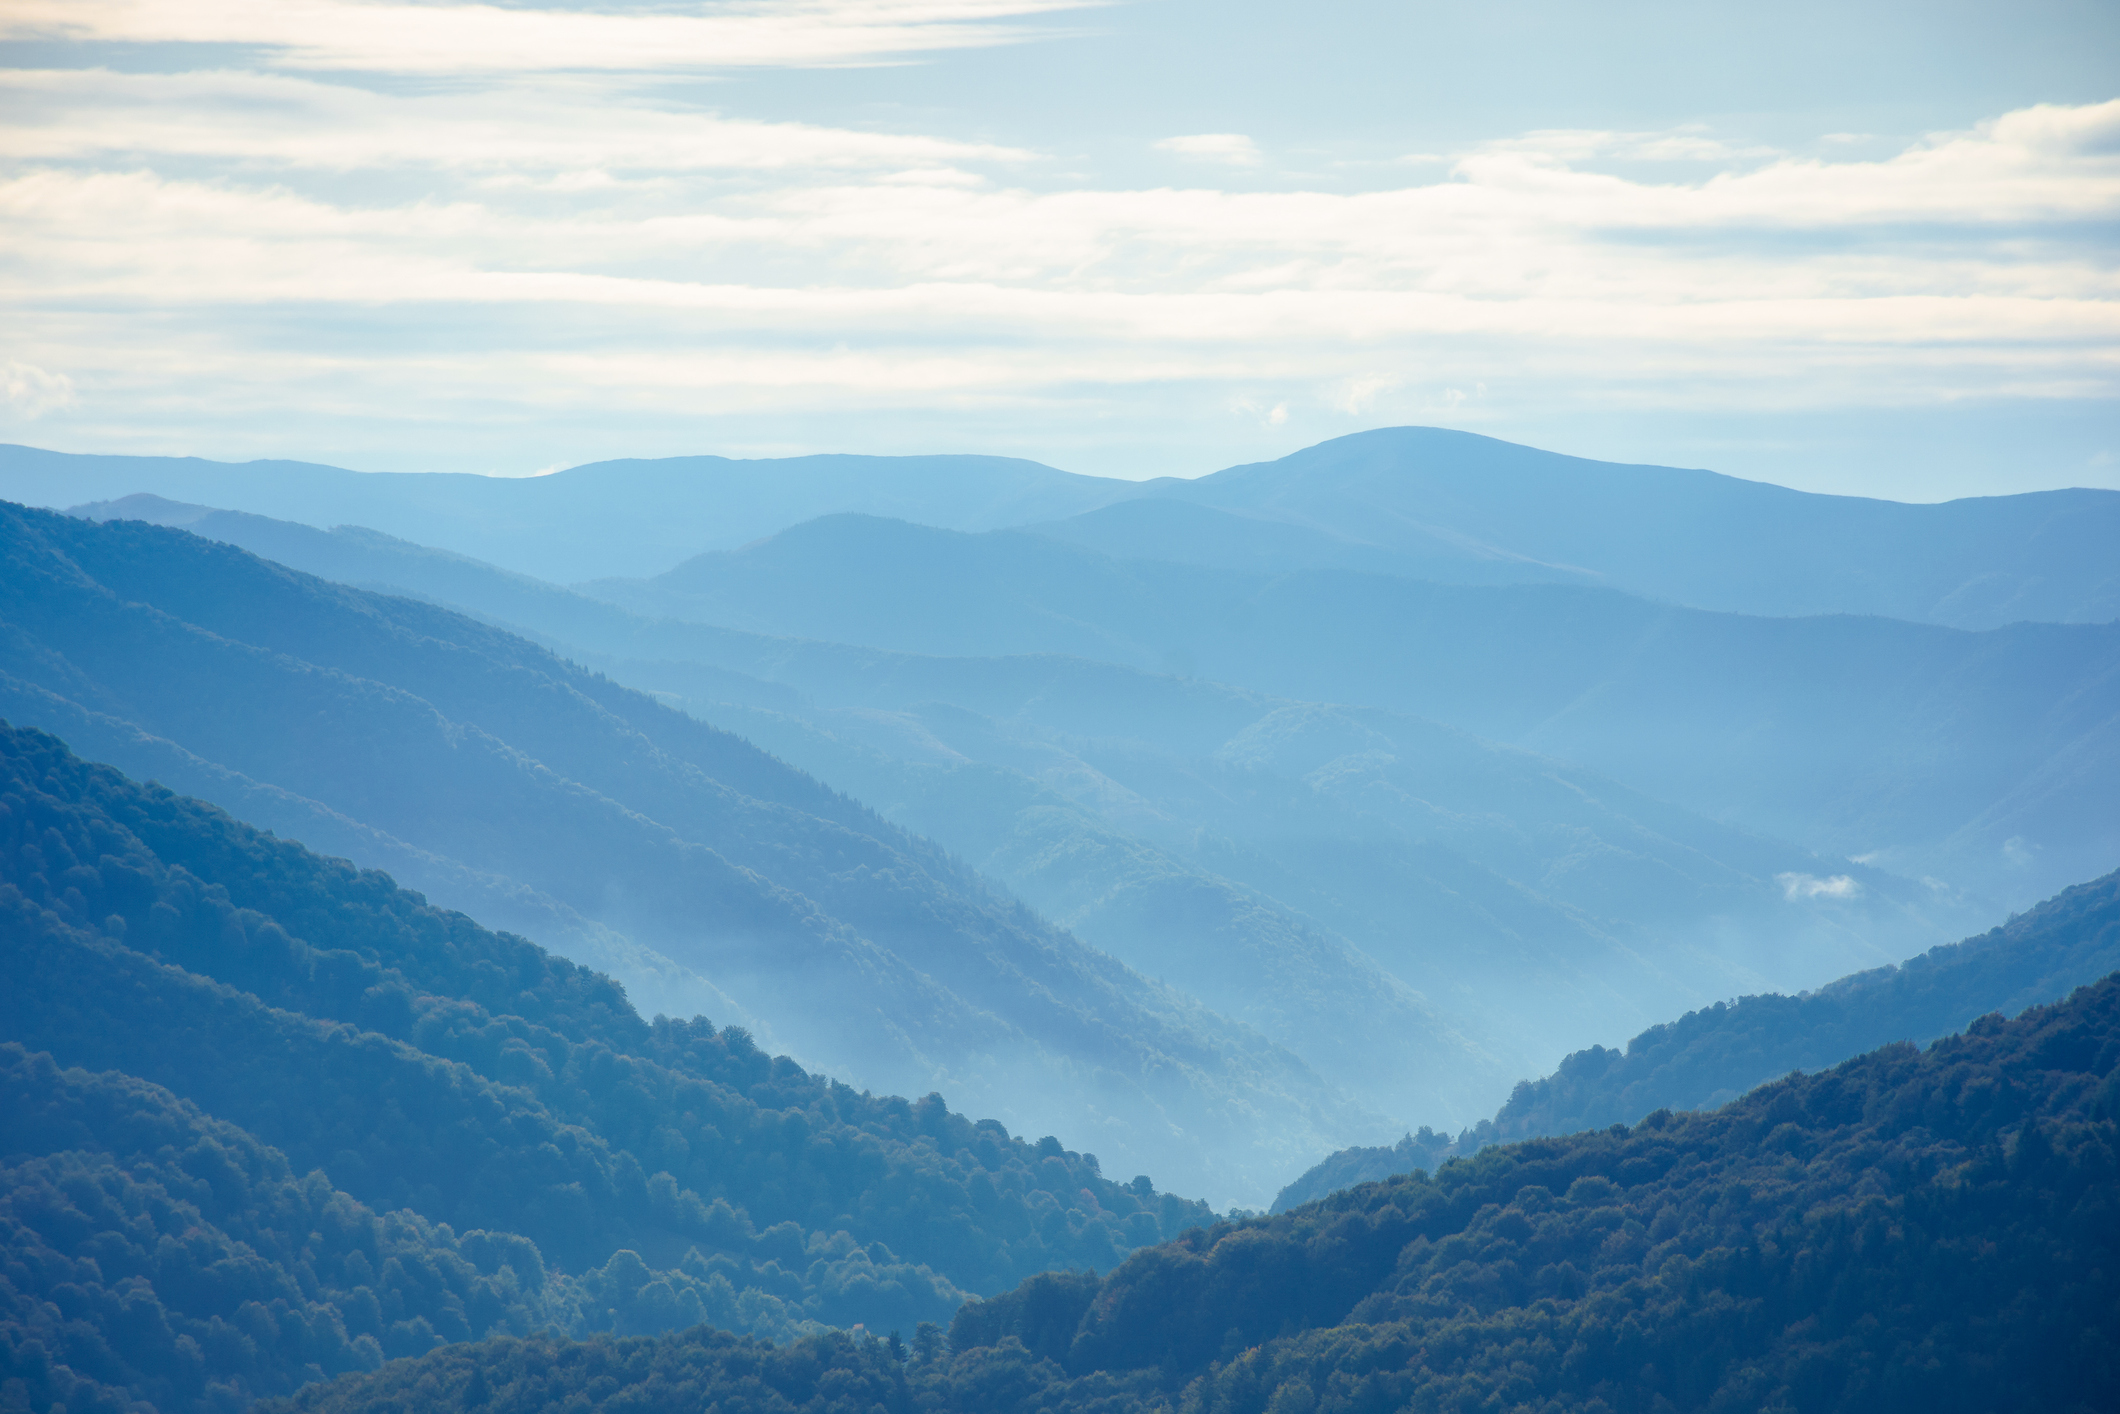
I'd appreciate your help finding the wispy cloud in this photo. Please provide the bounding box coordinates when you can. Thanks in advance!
[0,0,2113,470]
[1154,134,1262,166]
[1777,872,1864,901]
[0,0,1100,73]
[1,363,76,419]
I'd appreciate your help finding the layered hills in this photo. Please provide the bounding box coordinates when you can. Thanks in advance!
[18,426,2120,626]
[579,511,2119,909]
[0,719,1216,1412]
[0,503,1381,1202]
[266,960,2120,1414]
[61,497,1983,1123]
[1275,864,2120,1211]
[9,450,1138,584]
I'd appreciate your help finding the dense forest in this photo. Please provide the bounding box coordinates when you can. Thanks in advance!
[1274,864,2120,1211]
[260,967,2120,1413]
[0,722,1212,1411]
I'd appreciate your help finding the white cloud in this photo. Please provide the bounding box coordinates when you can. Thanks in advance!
[1,76,2114,455]
[0,0,1100,74]
[1776,872,1863,901]
[1154,134,1262,166]
[2,68,1029,172]
[1,363,77,419]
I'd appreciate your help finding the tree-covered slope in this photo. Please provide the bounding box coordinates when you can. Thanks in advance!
[0,500,1378,1202]
[0,720,1222,1388]
[266,966,2120,1414]
[1273,864,2120,1212]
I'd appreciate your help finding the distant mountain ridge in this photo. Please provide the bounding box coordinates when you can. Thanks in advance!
[19,425,2120,627]
[12,449,1139,583]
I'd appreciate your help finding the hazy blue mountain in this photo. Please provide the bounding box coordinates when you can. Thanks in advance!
[1272,864,2120,1213]
[94,501,1993,1132]
[0,502,1387,1205]
[580,512,2119,909]
[1108,426,2120,629]
[28,424,2120,627]
[10,447,1139,582]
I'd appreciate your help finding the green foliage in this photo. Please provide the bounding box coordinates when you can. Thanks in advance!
[284,969,2120,1413]
[0,722,1212,1410]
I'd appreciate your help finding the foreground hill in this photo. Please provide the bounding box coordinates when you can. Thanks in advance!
[1275,864,2120,1211]
[0,721,1217,1410]
[263,963,2120,1414]
[0,503,1380,1200]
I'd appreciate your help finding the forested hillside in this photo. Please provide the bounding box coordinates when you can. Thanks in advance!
[259,964,2120,1414]
[1274,865,2120,1212]
[0,722,1217,1412]
[0,500,1379,1201]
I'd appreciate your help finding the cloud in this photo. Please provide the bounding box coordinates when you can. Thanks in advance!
[1,363,77,419]
[0,0,1101,74]
[1,78,2114,457]
[1776,872,1863,901]
[2,68,1029,172]
[1154,134,1262,166]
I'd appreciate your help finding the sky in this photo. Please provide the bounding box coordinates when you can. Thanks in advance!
[1,0,2115,496]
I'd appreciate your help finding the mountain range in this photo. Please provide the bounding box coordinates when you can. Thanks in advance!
[14,426,2119,625]
[51,494,2003,1125]
[0,503,1378,1205]
[5,422,2118,1413]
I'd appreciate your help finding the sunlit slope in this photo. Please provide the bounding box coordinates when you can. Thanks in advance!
[0,502,1384,1203]
[582,513,2120,908]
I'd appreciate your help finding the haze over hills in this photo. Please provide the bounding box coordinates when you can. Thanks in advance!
[1274,863,2120,1212]
[12,425,2120,1413]
[0,720,1232,1406]
[65,496,2000,1123]
[9,448,1141,583]
[0,501,1389,1204]
[1089,428,2120,629]
[268,968,2120,1414]
[20,428,2120,627]
[581,512,2119,911]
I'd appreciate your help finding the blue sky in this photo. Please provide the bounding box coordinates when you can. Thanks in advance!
[1,0,2114,495]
